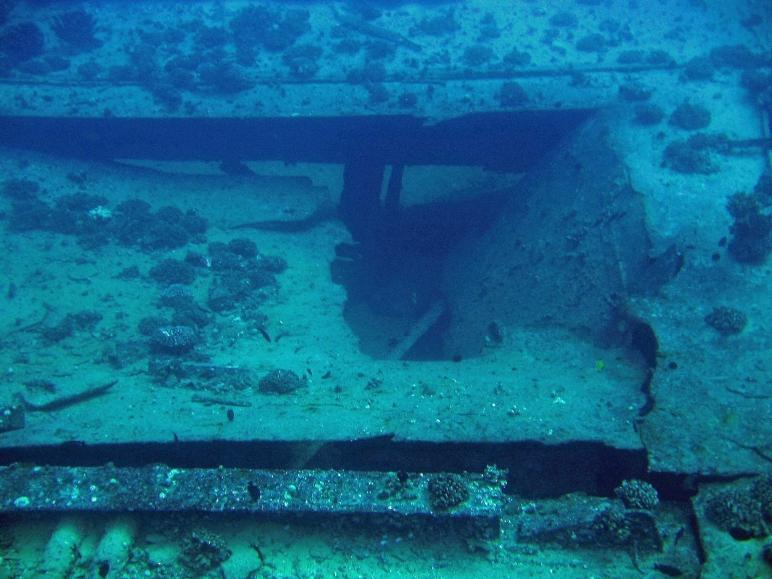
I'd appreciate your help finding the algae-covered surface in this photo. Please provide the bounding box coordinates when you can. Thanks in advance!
[0,149,647,450]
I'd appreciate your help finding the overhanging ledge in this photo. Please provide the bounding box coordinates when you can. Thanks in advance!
[0,110,594,170]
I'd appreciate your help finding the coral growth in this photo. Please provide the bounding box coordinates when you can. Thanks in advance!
[0,22,44,64]
[618,81,652,102]
[427,474,469,510]
[412,10,459,36]
[615,479,660,510]
[7,191,208,251]
[682,56,714,81]
[503,48,531,67]
[576,33,606,53]
[591,506,632,545]
[704,306,747,335]
[180,529,231,573]
[462,44,494,67]
[670,101,711,130]
[1,178,40,200]
[231,5,309,63]
[634,103,664,125]
[710,44,766,69]
[662,134,722,174]
[498,82,529,108]
[258,369,304,394]
[591,506,662,550]
[149,325,198,355]
[111,200,207,250]
[51,10,102,51]
[197,61,253,94]
[149,259,196,286]
[205,240,285,312]
[705,477,770,539]
[282,44,322,79]
[41,311,102,344]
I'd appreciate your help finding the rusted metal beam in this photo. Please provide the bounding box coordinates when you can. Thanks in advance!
[0,464,505,521]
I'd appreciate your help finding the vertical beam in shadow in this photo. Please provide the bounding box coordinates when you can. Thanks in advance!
[338,160,386,250]
[384,164,404,216]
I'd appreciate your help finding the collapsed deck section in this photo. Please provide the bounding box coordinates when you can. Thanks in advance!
[0,106,768,481]
[0,0,769,482]
[1,1,770,576]
[0,109,656,463]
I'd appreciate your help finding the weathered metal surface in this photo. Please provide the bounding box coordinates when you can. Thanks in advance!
[0,464,505,520]
[633,283,772,476]
[514,494,662,553]
[0,405,25,433]
[502,494,702,576]
[442,116,659,355]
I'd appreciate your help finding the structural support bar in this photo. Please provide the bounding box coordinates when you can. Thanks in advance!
[0,464,505,520]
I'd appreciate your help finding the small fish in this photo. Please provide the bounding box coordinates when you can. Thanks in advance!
[258,327,272,343]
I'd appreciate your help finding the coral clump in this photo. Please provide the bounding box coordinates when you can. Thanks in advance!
[670,101,711,130]
[499,82,529,107]
[634,103,664,125]
[618,81,652,102]
[1,178,40,200]
[52,10,102,51]
[591,505,663,550]
[705,479,770,539]
[662,134,721,174]
[149,259,196,286]
[149,325,197,355]
[427,474,469,510]
[615,479,660,510]
[682,56,714,81]
[704,306,747,335]
[754,476,772,524]
[591,506,632,545]
[258,369,304,394]
[180,529,231,573]
[230,5,309,64]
